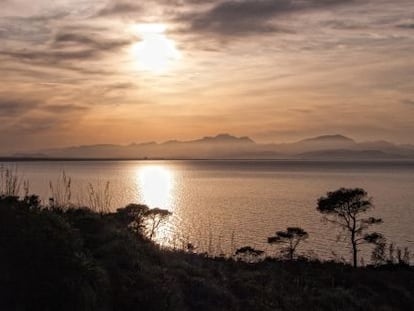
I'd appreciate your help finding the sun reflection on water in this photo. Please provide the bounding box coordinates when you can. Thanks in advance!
[136,165,176,245]
[136,165,174,211]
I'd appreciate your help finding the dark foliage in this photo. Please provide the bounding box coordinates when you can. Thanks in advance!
[235,246,264,263]
[144,207,172,240]
[268,227,309,260]
[116,203,149,233]
[317,188,382,267]
[366,233,411,267]
[0,195,109,311]
[1,195,413,311]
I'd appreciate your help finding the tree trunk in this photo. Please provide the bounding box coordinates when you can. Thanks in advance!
[351,215,358,267]
[352,242,358,267]
[351,223,358,267]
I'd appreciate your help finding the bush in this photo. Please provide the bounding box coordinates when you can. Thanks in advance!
[1,194,413,311]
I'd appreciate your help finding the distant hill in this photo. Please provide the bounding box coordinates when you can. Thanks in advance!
[9,133,414,160]
[194,133,255,144]
[273,134,357,154]
[300,134,355,144]
[26,134,265,159]
[296,149,407,160]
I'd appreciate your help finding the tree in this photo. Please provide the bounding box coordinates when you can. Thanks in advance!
[367,233,411,266]
[144,208,172,240]
[116,205,172,240]
[235,246,264,263]
[365,232,387,266]
[267,227,308,260]
[116,204,150,235]
[317,188,382,267]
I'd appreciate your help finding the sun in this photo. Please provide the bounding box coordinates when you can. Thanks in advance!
[131,23,181,73]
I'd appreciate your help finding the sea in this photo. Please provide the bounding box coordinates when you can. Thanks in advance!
[2,160,413,263]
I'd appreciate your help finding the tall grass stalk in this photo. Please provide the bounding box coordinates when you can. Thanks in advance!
[0,165,23,196]
[87,181,112,214]
[49,171,72,209]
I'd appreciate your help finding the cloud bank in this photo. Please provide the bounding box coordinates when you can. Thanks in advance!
[0,0,413,153]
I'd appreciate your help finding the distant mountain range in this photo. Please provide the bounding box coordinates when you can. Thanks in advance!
[11,133,414,160]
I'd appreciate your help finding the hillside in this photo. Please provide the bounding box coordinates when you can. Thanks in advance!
[1,195,413,311]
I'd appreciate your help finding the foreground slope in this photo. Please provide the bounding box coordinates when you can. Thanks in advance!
[1,195,413,311]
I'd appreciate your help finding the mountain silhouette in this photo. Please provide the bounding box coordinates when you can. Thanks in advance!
[10,134,414,160]
[195,134,255,144]
[299,134,355,143]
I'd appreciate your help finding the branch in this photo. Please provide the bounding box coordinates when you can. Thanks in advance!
[325,217,348,229]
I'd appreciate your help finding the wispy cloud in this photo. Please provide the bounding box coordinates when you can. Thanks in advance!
[43,104,89,113]
[0,0,413,152]
[401,99,414,106]
[397,23,414,29]
[177,0,355,37]
[96,1,142,17]
[53,31,132,50]
[0,97,39,118]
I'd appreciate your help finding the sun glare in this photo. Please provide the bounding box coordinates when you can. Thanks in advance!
[131,23,181,73]
[136,165,174,210]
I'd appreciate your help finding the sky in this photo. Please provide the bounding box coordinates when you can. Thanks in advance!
[1,0,413,153]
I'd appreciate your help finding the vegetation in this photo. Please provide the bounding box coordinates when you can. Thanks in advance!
[116,203,172,240]
[1,192,413,311]
[367,233,411,266]
[144,207,172,240]
[49,170,72,208]
[268,227,309,260]
[317,188,383,267]
[0,165,24,197]
[235,246,264,263]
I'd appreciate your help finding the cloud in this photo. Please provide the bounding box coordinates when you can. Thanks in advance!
[0,17,52,42]
[323,19,366,30]
[0,95,90,119]
[0,30,133,70]
[0,0,414,151]
[401,99,414,106]
[290,108,313,114]
[397,23,414,29]
[53,32,132,50]
[0,97,39,118]
[43,104,89,113]
[0,6,133,76]
[181,0,293,36]
[96,1,142,17]
[0,49,98,63]
[108,82,136,89]
[0,95,92,151]
[179,0,355,37]
[10,116,61,134]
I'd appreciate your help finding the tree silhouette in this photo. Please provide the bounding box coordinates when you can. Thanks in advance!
[144,208,172,240]
[366,233,411,266]
[116,203,150,235]
[235,246,264,263]
[267,227,308,260]
[317,188,382,267]
[117,204,172,240]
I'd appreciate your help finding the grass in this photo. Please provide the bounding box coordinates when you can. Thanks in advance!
[1,194,413,311]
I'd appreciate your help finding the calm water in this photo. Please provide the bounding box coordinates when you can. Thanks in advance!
[2,160,414,262]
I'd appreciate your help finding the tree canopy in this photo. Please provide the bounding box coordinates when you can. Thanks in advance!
[317,188,382,267]
[268,227,309,260]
